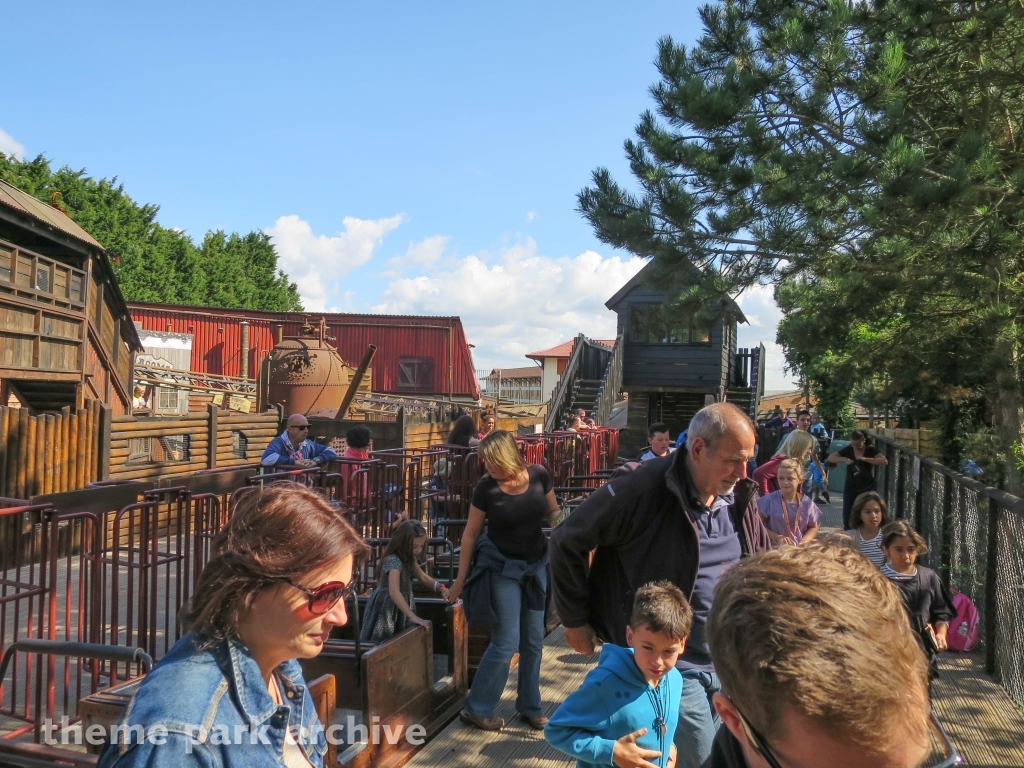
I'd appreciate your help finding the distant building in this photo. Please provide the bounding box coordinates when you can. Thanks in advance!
[480,365,543,404]
[526,338,615,403]
[128,303,481,402]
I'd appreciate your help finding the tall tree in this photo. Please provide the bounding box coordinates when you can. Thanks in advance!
[579,0,1024,491]
[0,154,303,312]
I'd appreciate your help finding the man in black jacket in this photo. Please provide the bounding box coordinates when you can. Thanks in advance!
[704,543,935,768]
[549,402,773,768]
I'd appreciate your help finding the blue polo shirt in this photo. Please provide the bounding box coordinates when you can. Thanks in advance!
[676,475,742,671]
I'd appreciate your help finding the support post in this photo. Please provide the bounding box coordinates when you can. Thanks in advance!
[208,402,219,470]
[985,495,998,676]
[98,404,112,481]
[940,474,954,584]
[895,454,906,520]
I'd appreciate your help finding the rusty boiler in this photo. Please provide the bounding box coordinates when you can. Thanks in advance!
[265,319,375,418]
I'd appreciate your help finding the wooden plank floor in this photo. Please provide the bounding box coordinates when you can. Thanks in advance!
[932,653,1024,767]
[405,626,583,768]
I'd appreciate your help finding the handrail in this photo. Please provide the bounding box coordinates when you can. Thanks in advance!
[593,335,623,427]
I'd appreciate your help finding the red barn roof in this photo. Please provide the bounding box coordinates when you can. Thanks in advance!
[128,302,480,399]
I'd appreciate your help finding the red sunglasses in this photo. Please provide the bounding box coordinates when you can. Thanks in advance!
[284,578,354,615]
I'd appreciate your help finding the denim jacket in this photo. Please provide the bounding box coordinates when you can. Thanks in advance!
[97,632,327,768]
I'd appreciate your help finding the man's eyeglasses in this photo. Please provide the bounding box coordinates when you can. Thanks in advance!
[283,578,354,615]
[733,704,960,768]
[291,425,310,431]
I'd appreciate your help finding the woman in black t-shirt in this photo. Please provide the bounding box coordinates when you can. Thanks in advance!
[828,429,888,529]
[446,430,559,732]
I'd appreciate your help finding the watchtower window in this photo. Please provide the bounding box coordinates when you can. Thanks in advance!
[629,304,712,345]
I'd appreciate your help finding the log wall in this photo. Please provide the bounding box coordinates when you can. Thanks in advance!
[108,406,280,481]
[0,400,102,497]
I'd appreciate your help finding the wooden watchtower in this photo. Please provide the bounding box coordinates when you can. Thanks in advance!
[0,179,141,414]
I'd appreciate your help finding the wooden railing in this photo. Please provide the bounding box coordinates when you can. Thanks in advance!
[593,336,623,427]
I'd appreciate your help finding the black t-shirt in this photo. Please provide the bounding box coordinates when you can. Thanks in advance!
[471,465,551,560]
[839,444,880,491]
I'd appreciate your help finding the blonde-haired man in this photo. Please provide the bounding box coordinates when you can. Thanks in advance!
[705,542,943,768]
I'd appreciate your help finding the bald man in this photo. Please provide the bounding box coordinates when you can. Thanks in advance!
[549,402,774,768]
[260,413,338,469]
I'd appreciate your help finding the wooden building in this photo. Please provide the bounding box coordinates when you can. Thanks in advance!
[604,262,754,455]
[0,180,141,414]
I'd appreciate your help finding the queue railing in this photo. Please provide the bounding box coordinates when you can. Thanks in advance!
[870,433,1024,713]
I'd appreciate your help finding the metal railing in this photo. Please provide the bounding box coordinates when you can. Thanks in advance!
[870,433,1024,712]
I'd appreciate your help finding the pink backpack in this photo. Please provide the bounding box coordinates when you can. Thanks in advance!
[946,589,980,652]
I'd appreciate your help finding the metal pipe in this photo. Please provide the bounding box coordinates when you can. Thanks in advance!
[273,324,284,345]
[335,345,377,420]
[239,321,250,379]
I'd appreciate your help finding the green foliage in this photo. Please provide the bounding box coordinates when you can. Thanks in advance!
[0,154,302,312]
[580,0,1024,491]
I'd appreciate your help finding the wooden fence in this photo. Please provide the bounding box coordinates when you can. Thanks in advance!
[870,427,940,459]
[404,416,545,450]
[0,400,103,498]
[107,405,280,481]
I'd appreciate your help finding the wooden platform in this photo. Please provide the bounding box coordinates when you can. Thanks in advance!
[408,492,1024,768]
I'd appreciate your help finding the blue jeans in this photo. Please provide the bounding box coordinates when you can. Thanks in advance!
[464,568,546,718]
[673,669,721,768]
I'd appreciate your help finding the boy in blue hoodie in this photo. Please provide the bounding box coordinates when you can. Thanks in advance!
[546,582,691,768]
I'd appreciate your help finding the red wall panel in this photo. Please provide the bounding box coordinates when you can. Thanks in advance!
[128,303,480,399]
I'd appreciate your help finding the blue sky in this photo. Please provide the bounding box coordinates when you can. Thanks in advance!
[3,0,794,388]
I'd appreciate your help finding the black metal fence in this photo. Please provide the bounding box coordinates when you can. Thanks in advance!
[870,434,1024,713]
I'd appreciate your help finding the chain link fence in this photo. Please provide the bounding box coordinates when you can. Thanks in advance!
[872,435,1024,713]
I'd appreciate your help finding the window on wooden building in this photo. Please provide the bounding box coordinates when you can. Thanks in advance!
[397,357,434,391]
[127,435,191,464]
[629,304,713,345]
[232,430,248,458]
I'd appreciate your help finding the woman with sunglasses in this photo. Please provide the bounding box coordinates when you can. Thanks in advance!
[99,482,368,768]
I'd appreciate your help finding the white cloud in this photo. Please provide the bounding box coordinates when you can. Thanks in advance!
[526,210,537,222]
[372,239,646,371]
[734,284,797,390]
[0,127,26,160]
[265,213,403,310]
[384,235,450,275]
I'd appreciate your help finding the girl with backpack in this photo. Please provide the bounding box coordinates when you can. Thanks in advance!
[880,520,955,681]
[360,520,447,643]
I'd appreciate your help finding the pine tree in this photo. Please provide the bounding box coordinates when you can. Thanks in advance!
[579,0,1024,491]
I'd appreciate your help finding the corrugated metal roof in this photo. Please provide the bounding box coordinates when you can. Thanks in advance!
[0,179,102,249]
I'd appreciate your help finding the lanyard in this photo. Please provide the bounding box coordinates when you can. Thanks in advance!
[781,496,802,537]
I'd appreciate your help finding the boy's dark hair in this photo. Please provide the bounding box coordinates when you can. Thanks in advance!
[346,425,372,449]
[648,422,669,438]
[630,581,692,641]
